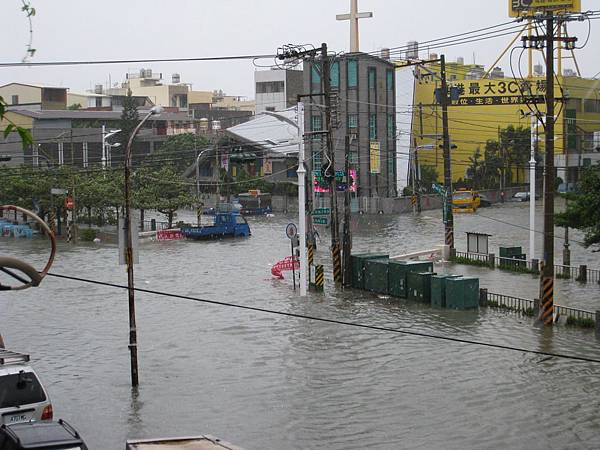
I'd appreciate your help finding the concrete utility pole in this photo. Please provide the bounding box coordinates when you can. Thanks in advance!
[335,0,373,53]
[297,102,308,296]
[541,15,556,326]
[440,55,454,250]
[342,134,352,285]
[321,42,343,285]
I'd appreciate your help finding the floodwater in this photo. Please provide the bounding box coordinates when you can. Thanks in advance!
[1,202,600,449]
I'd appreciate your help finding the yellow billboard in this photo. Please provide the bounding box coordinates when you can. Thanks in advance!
[509,0,581,17]
[369,141,380,174]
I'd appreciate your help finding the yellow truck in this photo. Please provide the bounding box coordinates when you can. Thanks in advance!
[452,189,481,213]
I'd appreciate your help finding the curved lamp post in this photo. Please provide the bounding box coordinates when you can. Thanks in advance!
[124,105,163,387]
[263,107,307,297]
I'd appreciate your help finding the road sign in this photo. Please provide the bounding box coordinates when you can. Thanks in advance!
[312,208,331,216]
[50,188,68,195]
[285,223,297,239]
[64,197,74,210]
[313,217,329,225]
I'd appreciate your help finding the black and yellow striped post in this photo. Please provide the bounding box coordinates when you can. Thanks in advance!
[49,210,56,235]
[445,225,454,249]
[332,243,342,285]
[315,265,324,292]
[540,276,554,325]
[308,242,314,267]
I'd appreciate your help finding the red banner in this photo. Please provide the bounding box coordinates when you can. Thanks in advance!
[156,229,184,241]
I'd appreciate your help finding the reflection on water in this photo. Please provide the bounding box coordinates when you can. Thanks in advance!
[1,202,600,449]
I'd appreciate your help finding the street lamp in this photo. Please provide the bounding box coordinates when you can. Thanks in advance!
[123,105,163,387]
[106,142,121,167]
[263,107,307,297]
[102,126,121,168]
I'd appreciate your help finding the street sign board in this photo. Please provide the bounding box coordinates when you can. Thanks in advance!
[50,188,68,195]
[285,223,297,239]
[312,208,330,216]
[313,217,329,225]
[64,197,74,210]
[509,0,581,17]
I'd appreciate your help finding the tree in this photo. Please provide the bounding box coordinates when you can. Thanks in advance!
[556,162,600,249]
[149,133,210,173]
[117,89,139,148]
[137,165,195,228]
[466,148,484,189]
[419,165,439,193]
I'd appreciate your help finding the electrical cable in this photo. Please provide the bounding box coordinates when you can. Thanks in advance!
[43,271,600,365]
[0,54,278,68]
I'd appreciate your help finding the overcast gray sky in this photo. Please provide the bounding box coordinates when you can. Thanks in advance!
[1,0,598,97]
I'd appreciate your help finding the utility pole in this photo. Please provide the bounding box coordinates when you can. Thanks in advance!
[342,134,352,285]
[541,15,556,325]
[321,42,342,285]
[440,54,454,250]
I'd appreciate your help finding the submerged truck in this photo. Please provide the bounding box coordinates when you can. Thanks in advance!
[180,210,250,239]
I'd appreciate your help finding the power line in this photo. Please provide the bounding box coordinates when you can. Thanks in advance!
[44,272,600,365]
[0,54,277,68]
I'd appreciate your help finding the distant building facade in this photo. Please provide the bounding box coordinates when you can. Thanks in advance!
[255,69,303,113]
[304,52,397,198]
[0,83,68,110]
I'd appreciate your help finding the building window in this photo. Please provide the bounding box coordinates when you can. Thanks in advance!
[311,115,322,131]
[387,114,395,140]
[347,59,358,88]
[312,150,322,169]
[11,95,18,105]
[368,67,376,89]
[386,70,394,91]
[311,64,321,88]
[287,164,297,178]
[256,81,285,94]
[369,114,377,140]
[95,97,102,108]
[348,114,358,129]
[331,61,340,88]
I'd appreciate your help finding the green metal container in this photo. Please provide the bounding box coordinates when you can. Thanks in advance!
[407,271,435,303]
[388,260,434,298]
[445,277,480,310]
[351,253,388,289]
[431,274,462,308]
[364,258,389,294]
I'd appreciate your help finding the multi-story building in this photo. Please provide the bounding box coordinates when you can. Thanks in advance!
[304,52,397,199]
[0,83,68,110]
[255,68,303,113]
[411,59,600,188]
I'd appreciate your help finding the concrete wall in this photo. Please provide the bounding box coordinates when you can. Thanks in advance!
[270,185,529,214]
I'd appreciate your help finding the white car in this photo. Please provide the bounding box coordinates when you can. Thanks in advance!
[0,350,53,426]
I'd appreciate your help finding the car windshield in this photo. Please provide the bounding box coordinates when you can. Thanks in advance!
[0,372,46,408]
[453,192,472,200]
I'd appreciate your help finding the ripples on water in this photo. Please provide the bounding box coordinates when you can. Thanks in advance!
[1,203,600,449]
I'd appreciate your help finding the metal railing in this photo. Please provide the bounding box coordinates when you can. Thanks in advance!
[555,304,596,323]
[453,251,600,283]
[487,291,596,326]
[141,220,169,231]
[487,292,534,313]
